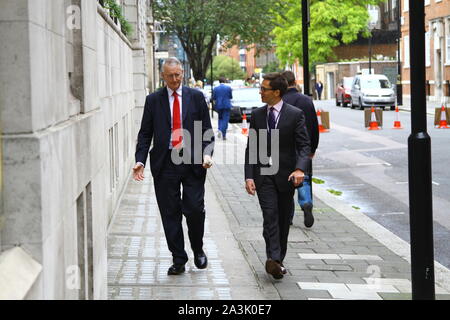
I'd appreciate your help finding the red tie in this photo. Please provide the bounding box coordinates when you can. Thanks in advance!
[172,91,183,149]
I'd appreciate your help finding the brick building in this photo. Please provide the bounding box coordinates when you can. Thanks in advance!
[401,0,450,102]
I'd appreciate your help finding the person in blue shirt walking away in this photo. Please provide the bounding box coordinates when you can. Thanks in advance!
[212,77,233,140]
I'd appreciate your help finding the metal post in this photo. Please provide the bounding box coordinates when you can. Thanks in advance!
[302,0,310,96]
[408,0,435,300]
[397,0,403,105]
[369,34,372,74]
[211,52,214,119]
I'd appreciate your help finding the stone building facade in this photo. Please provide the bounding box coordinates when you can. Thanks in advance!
[0,0,151,299]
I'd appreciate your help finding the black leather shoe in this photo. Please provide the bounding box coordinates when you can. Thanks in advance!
[194,252,208,269]
[167,264,185,275]
[303,203,314,228]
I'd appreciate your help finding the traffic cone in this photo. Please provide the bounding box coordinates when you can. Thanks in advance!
[241,113,248,135]
[368,106,381,130]
[437,105,450,129]
[392,105,403,129]
[317,109,329,133]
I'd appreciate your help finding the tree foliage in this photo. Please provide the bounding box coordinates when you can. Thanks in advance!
[206,56,246,81]
[272,0,384,68]
[152,0,281,81]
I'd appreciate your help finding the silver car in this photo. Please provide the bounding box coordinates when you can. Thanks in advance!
[350,74,396,110]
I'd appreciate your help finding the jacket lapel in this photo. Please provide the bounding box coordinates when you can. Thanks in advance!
[160,88,171,125]
[276,103,289,128]
[258,105,268,130]
[182,86,190,122]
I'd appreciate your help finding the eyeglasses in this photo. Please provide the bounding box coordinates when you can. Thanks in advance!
[260,86,277,92]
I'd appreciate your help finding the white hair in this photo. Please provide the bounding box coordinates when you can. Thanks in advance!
[163,57,183,70]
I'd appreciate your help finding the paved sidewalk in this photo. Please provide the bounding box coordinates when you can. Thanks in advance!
[107,121,450,300]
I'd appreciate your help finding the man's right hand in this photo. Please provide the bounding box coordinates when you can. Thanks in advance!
[245,179,256,196]
[133,163,145,181]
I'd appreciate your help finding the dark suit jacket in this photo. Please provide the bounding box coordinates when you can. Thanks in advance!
[135,86,214,178]
[244,102,311,193]
[283,88,319,175]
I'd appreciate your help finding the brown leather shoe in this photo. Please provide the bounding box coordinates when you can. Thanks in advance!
[265,259,283,279]
[280,263,287,275]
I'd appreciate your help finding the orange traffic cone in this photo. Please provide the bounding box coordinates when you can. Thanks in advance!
[317,109,329,133]
[437,105,450,129]
[392,105,403,129]
[368,106,381,130]
[241,113,249,135]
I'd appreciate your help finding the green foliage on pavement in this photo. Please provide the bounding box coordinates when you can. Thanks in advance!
[312,178,325,184]
[327,189,342,196]
[271,0,384,69]
[153,0,282,81]
[206,56,246,81]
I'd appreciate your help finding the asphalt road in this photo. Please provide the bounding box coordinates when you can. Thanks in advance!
[312,99,450,269]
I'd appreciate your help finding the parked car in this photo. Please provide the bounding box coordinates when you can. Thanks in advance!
[335,77,354,107]
[350,74,396,110]
[229,87,263,123]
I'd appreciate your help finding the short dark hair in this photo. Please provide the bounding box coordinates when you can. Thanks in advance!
[281,70,296,86]
[263,72,288,97]
[219,77,226,83]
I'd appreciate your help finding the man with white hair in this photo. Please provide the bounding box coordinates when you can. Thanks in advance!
[133,57,215,275]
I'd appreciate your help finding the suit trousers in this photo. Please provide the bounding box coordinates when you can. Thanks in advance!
[153,157,206,265]
[218,109,230,137]
[256,176,295,263]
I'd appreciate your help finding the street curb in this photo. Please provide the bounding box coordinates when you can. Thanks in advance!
[312,182,450,294]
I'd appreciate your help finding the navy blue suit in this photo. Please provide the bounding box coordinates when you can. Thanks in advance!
[135,86,214,265]
[212,84,233,138]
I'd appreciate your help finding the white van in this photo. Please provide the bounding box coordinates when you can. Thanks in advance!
[350,74,396,110]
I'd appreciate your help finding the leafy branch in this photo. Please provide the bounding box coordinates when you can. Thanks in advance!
[101,0,133,37]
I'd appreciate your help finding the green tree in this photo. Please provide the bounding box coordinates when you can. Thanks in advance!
[262,60,283,73]
[272,0,383,68]
[153,0,282,81]
[206,55,246,81]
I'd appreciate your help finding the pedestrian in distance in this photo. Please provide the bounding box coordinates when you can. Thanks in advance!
[133,57,215,276]
[315,80,323,100]
[244,72,311,280]
[282,70,319,228]
[212,77,233,140]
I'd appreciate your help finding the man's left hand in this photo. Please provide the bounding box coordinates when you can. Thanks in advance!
[288,169,305,187]
[203,155,213,169]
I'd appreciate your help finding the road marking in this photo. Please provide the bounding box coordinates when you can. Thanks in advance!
[298,253,382,261]
[356,162,392,167]
[381,212,405,216]
[395,181,439,186]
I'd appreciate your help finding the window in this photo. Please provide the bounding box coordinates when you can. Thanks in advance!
[403,0,408,12]
[404,35,410,68]
[426,32,431,67]
[447,20,450,64]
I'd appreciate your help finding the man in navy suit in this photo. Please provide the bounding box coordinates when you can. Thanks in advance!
[212,77,233,140]
[133,57,214,275]
[245,72,311,280]
[282,71,319,228]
